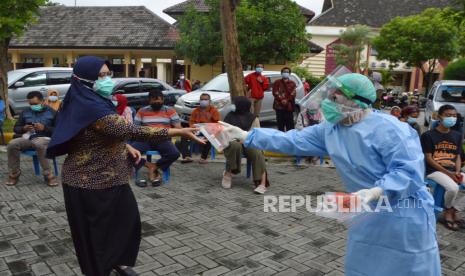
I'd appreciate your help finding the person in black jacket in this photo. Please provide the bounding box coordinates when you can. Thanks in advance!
[6,91,57,186]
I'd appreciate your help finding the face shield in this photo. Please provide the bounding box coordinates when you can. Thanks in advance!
[298,66,374,124]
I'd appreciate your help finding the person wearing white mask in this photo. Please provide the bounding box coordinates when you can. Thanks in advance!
[44,90,62,112]
[180,93,220,164]
[244,63,269,117]
[175,73,192,92]
[272,67,297,132]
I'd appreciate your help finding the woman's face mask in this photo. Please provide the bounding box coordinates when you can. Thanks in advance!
[48,95,58,102]
[94,76,114,97]
[407,116,417,124]
[112,100,118,106]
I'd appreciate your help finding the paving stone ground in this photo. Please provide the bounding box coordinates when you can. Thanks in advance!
[1,151,465,276]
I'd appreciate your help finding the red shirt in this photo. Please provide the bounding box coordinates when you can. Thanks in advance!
[244,72,269,99]
[272,79,297,111]
[303,81,311,95]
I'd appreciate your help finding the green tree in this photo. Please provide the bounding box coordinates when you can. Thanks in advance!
[373,8,459,92]
[442,1,465,56]
[0,0,46,119]
[291,65,321,87]
[333,25,372,73]
[444,58,465,80]
[175,0,309,66]
[379,69,395,88]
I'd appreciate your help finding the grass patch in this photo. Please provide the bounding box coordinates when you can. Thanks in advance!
[2,118,16,133]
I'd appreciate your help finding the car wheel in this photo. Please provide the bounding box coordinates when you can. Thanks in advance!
[424,115,429,127]
[9,106,15,117]
[293,105,300,124]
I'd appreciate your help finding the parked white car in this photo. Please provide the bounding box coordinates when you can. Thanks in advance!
[175,71,305,122]
[424,80,465,126]
[7,67,73,115]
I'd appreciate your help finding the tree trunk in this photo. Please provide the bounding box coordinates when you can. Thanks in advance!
[0,38,13,119]
[219,0,246,99]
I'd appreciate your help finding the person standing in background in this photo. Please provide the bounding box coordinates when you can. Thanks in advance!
[175,73,192,92]
[244,63,269,117]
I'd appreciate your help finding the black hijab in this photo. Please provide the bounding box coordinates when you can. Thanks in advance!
[224,96,256,131]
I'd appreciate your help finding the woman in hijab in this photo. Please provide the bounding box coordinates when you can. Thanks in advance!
[46,56,202,276]
[401,105,421,136]
[44,90,62,112]
[112,94,133,123]
[222,96,269,194]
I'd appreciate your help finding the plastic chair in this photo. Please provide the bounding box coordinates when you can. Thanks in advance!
[21,150,59,176]
[224,156,252,178]
[189,140,216,160]
[135,150,170,184]
[425,178,465,217]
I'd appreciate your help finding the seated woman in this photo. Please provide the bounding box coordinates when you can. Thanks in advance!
[44,90,62,112]
[113,94,133,123]
[222,96,269,194]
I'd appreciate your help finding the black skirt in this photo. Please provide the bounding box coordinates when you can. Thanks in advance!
[63,184,141,276]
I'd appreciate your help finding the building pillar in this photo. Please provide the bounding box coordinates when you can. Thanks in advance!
[11,51,19,70]
[66,52,74,67]
[135,57,143,77]
[151,58,158,79]
[44,55,53,67]
[170,57,176,85]
[157,62,167,82]
[124,52,131,78]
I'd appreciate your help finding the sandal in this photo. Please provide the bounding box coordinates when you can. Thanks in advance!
[45,174,59,187]
[180,157,193,163]
[151,169,162,187]
[6,171,21,186]
[443,219,459,231]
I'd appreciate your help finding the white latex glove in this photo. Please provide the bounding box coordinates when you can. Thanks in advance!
[218,121,249,142]
[353,187,383,204]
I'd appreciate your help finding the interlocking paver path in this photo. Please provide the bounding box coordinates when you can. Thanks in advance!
[1,152,465,276]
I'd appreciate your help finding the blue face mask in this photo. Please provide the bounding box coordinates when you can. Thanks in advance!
[442,116,457,128]
[112,100,118,106]
[94,76,114,97]
[230,104,236,112]
[282,72,290,79]
[407,117,417,124]
[30,104,43,112]
[321,99,343,124]
[255,67,263,74]
[48,96,58,102]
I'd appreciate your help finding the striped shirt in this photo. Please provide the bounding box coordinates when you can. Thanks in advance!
[135,105,180,128]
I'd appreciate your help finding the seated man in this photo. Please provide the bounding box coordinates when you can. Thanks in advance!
[132,89,181,186]
[179,93,220,164]
[6,91,58,186]
[222,96,269,194]
[421,104,465,231]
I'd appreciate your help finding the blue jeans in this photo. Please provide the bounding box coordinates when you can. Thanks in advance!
[130,140,180,171]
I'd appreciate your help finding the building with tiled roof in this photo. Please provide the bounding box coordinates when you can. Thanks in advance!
[302,0,455,93]
[8,6,180,81]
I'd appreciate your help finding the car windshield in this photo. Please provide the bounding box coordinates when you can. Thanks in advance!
[7,71,27,85]
[201,75,229,92]
[436,85,465,103]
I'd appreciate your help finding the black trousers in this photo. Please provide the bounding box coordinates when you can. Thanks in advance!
[276,109,295,132]
[179,138,211,159]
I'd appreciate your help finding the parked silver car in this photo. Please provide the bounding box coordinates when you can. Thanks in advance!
[7,67,73,115]
[175,71,305,122]
[424,80,465,126]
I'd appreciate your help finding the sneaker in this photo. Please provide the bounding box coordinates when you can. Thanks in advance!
[254,185,267,194]
[180,157,193,164]
[135,179,147,188]
[222,171,232,189]
[199,159,208,164]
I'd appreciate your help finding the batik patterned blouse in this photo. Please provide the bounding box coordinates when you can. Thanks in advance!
[62,114,168,189]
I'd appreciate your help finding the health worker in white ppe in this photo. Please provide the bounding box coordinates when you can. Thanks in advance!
[220,66,440,276]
